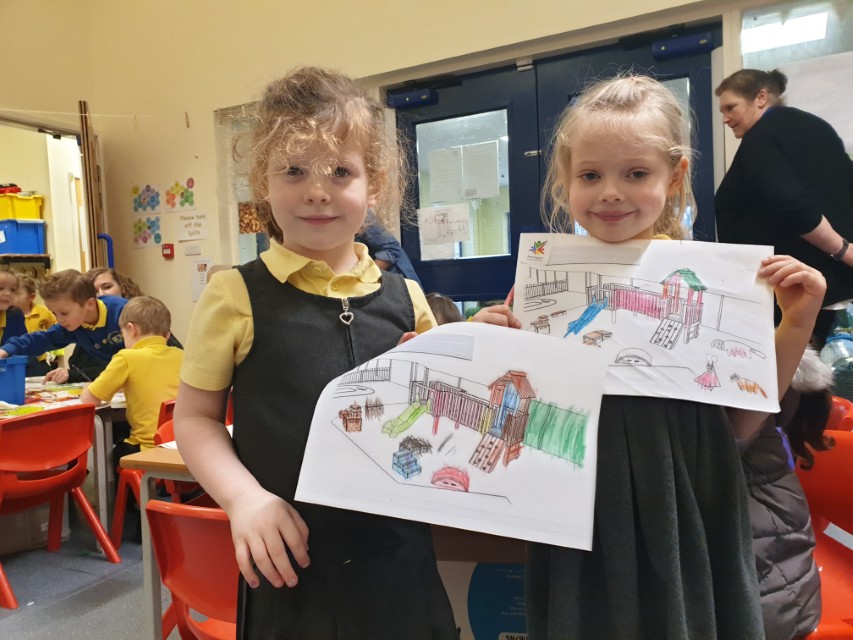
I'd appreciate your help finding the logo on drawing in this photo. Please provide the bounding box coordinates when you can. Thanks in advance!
[530,240,547,256]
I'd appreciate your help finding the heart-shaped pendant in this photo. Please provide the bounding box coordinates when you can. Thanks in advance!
[339,311,354,326]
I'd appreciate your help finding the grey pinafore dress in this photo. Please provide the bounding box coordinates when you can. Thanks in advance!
[525,396,765,639]
[231,260,456,640]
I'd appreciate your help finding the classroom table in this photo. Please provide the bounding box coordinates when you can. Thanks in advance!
[120,446,527,640]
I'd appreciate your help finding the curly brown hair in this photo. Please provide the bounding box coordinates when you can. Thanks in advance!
[237,66,407,243]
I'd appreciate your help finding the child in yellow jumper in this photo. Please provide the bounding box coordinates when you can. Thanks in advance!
[16,274,60,376]
[80,296,183,460]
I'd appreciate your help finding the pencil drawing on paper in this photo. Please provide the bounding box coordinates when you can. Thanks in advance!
[325,350,591,499]
[514,235,780,412]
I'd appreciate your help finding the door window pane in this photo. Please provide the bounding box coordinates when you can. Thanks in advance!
[415,110,510,261]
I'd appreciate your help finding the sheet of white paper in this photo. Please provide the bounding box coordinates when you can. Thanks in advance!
[462,140,500,199]
[190,257,213,302]
[297,322,608,550]
[418,203,471,245]
[515,234,779,413]
[428,147,464,203]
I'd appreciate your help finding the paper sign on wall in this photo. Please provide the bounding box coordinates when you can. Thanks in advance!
[190,256,213,302]
[178,213,208,242]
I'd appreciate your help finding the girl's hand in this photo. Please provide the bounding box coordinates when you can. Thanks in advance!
[397,331,418,346]
[227,487,310,589]
[470,304,522,329]
[44,367,70,384]
[758,255,826,329]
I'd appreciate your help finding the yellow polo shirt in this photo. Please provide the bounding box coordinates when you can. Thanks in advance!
[181,241,436,392]
[87,335,183,449]
[24,304,56,333]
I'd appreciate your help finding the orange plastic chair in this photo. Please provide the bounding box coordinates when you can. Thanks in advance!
[146,499,238,640]
[0,404,121,609]
[111,401,178,549]
[827,396,853,431]
[796,431,853,638]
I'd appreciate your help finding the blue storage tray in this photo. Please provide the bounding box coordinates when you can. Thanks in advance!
[0,219,46,254]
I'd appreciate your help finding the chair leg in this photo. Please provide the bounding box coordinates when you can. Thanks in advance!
[70,487,121,563]
[47,494,65,551]
[0,562,19,610]
[161,601,178,638]
[111,469,142,549]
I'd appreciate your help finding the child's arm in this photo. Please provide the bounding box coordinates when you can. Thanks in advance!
[174,382,311,589]
[0,324,71,359]
[79,354,127,405]
[728,255,826,444]
[470,304,522,328]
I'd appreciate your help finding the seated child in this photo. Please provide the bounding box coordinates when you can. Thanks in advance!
[426,292,464,325]
[0,266,26,345]
[0,269,128,383]
[80,296,183,458]
[16,274,60,376]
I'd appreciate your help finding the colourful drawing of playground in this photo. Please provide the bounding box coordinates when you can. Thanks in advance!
[513,234,780,413]
[325,360,591,499]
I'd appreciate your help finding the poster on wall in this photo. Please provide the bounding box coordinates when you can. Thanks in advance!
[133,216,163,249]
[131,183,162,215]
[781,51,853,154]
[190,256,213,302]
[178,212,208,241]
[164,177,197,213]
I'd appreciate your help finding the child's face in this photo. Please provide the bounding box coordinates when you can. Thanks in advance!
[0,275,18,311]
[265,137,376,272]
[93,272,122,297]
[568,137,684,243]
[14,288,33,310]
[45,295,95,332]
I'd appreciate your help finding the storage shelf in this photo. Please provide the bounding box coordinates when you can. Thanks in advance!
[0,254,51,269]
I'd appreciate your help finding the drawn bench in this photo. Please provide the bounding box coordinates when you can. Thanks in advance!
[583,330,612,346]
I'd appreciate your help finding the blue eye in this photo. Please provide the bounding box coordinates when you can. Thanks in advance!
[579,172,599,181]
[332,166,351,178]
[628,170,649,180]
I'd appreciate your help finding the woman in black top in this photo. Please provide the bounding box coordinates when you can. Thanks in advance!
[715,68,853,343]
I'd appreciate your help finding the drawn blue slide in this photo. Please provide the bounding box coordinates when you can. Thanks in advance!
[382,401,429,437]
[564,297,608,337]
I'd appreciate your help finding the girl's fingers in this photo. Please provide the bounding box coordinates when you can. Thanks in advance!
[264,531,300,588]
[235,541,261,588]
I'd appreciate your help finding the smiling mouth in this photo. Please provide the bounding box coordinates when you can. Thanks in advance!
[593,211,634,222]
[302,216,337,225]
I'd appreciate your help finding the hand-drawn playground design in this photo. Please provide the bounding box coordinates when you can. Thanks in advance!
[518,250,777,411]
[297,323,606,549]
[331,358,590,499]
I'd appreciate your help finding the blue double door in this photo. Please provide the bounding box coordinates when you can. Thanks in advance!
[396,24,721,301]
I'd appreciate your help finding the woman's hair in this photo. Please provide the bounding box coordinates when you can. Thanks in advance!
[86,267,144,299]
[714,68,787,106]
[543,74,696,240]
[239,66,407,242]
[426,292,463,325]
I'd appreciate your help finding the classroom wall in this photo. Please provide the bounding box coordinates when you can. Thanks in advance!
[1,0,722,338]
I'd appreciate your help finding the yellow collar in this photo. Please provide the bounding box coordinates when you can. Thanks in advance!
[259,240,381,284]
[82,299,108,330]
[129,335,168,350]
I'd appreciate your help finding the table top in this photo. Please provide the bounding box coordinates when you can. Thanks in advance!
[0,383,125,420]
[120,446,187,473]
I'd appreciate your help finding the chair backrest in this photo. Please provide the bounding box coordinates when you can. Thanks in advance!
[795,430,853,533]
[0,404,96,510]
[154,419,174,446]
[827,395,853,431]
[145,500,238,623]
[158,400,176,428]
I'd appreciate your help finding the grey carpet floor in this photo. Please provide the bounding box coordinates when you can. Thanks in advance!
[0,506,176,639]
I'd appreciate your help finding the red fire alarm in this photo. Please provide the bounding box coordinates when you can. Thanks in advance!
[162,243,174,259]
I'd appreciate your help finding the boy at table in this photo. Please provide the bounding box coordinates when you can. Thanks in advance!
[0,269,127,381]
[79,296,183,461]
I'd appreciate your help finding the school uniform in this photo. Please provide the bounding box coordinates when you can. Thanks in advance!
[0,296,127,361]
[23,303,56,333]
[0,307,27,345]
[182,241,454,640]
[86,335,183,450]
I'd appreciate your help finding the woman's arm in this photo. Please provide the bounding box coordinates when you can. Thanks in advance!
[801,217,853,267]
[174,382,310,589]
